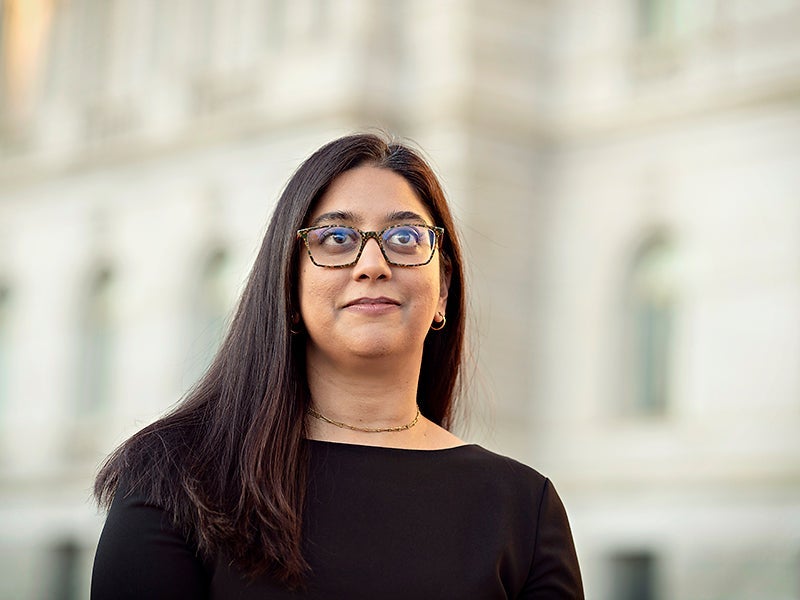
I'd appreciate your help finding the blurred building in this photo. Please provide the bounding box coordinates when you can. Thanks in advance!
[1,0,798,598]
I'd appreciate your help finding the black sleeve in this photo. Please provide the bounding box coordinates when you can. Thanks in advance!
[520,479,585,599]
[91,487,210,600]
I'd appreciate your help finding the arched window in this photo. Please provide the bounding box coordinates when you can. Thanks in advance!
[625,233,677,416]
[76,267,114,416]
[186,248,231,384]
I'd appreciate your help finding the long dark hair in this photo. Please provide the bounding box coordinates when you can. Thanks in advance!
[94,132,466,587]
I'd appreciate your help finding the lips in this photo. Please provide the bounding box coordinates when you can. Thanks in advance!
[343,296,401,308]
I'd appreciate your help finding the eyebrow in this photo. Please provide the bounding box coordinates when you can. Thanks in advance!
[309,210,355,227]
[308,209,431,227]
[386,210,429,223]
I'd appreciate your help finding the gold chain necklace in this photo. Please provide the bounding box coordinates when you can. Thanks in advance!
[307,405,421,433]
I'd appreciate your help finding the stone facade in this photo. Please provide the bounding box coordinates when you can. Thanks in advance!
[0,1,798,598]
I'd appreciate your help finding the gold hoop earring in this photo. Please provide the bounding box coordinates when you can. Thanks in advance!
[430,312,446,331]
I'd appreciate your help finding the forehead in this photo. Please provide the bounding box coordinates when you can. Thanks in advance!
[307,165,434,226]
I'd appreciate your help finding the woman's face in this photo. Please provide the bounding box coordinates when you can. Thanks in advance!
[297,165,449,368]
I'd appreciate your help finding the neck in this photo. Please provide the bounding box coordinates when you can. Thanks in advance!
[304,349,425,446]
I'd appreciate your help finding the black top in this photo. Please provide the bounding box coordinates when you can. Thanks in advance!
[92,441,584,599]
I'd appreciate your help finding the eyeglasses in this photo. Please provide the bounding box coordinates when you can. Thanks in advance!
[297,224,444,268]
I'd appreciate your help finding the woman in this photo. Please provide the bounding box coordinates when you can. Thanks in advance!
[91,133,584,599]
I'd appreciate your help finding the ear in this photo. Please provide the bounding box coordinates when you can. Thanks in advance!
[437,256,452,315]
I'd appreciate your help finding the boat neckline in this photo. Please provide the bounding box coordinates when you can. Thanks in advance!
[305,438,480,453]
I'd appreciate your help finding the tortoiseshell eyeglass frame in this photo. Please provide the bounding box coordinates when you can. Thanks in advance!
[296,224,445,268]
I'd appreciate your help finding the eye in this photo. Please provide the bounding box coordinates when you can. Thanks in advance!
[385,226,422,247]
[316,227,359,247]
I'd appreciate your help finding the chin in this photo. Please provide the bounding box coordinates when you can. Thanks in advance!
[307,324,428,363]
[346,337,396,358]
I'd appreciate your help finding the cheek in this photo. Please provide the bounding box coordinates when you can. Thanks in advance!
[407,270,442,312]
[298,264,340,322]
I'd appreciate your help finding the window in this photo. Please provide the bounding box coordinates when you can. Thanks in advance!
[47,539,82,600]
[631,0,717,80]
[609,550,659,600]
[76,267,114,416]
[625,232,677,416]
[186,249,231,384]
[636,0,678,40]
[635,0,713,42]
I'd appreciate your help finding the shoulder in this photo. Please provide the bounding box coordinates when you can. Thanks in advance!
[446,444,549,491]
[460,444,545,475]
[413,443,552,512]
[92,479,211,599]
[453,448,585,597]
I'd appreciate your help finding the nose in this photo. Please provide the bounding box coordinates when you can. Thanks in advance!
[352,237,392,280]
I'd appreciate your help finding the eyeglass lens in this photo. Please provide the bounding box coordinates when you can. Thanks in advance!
[305,225,436,266]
